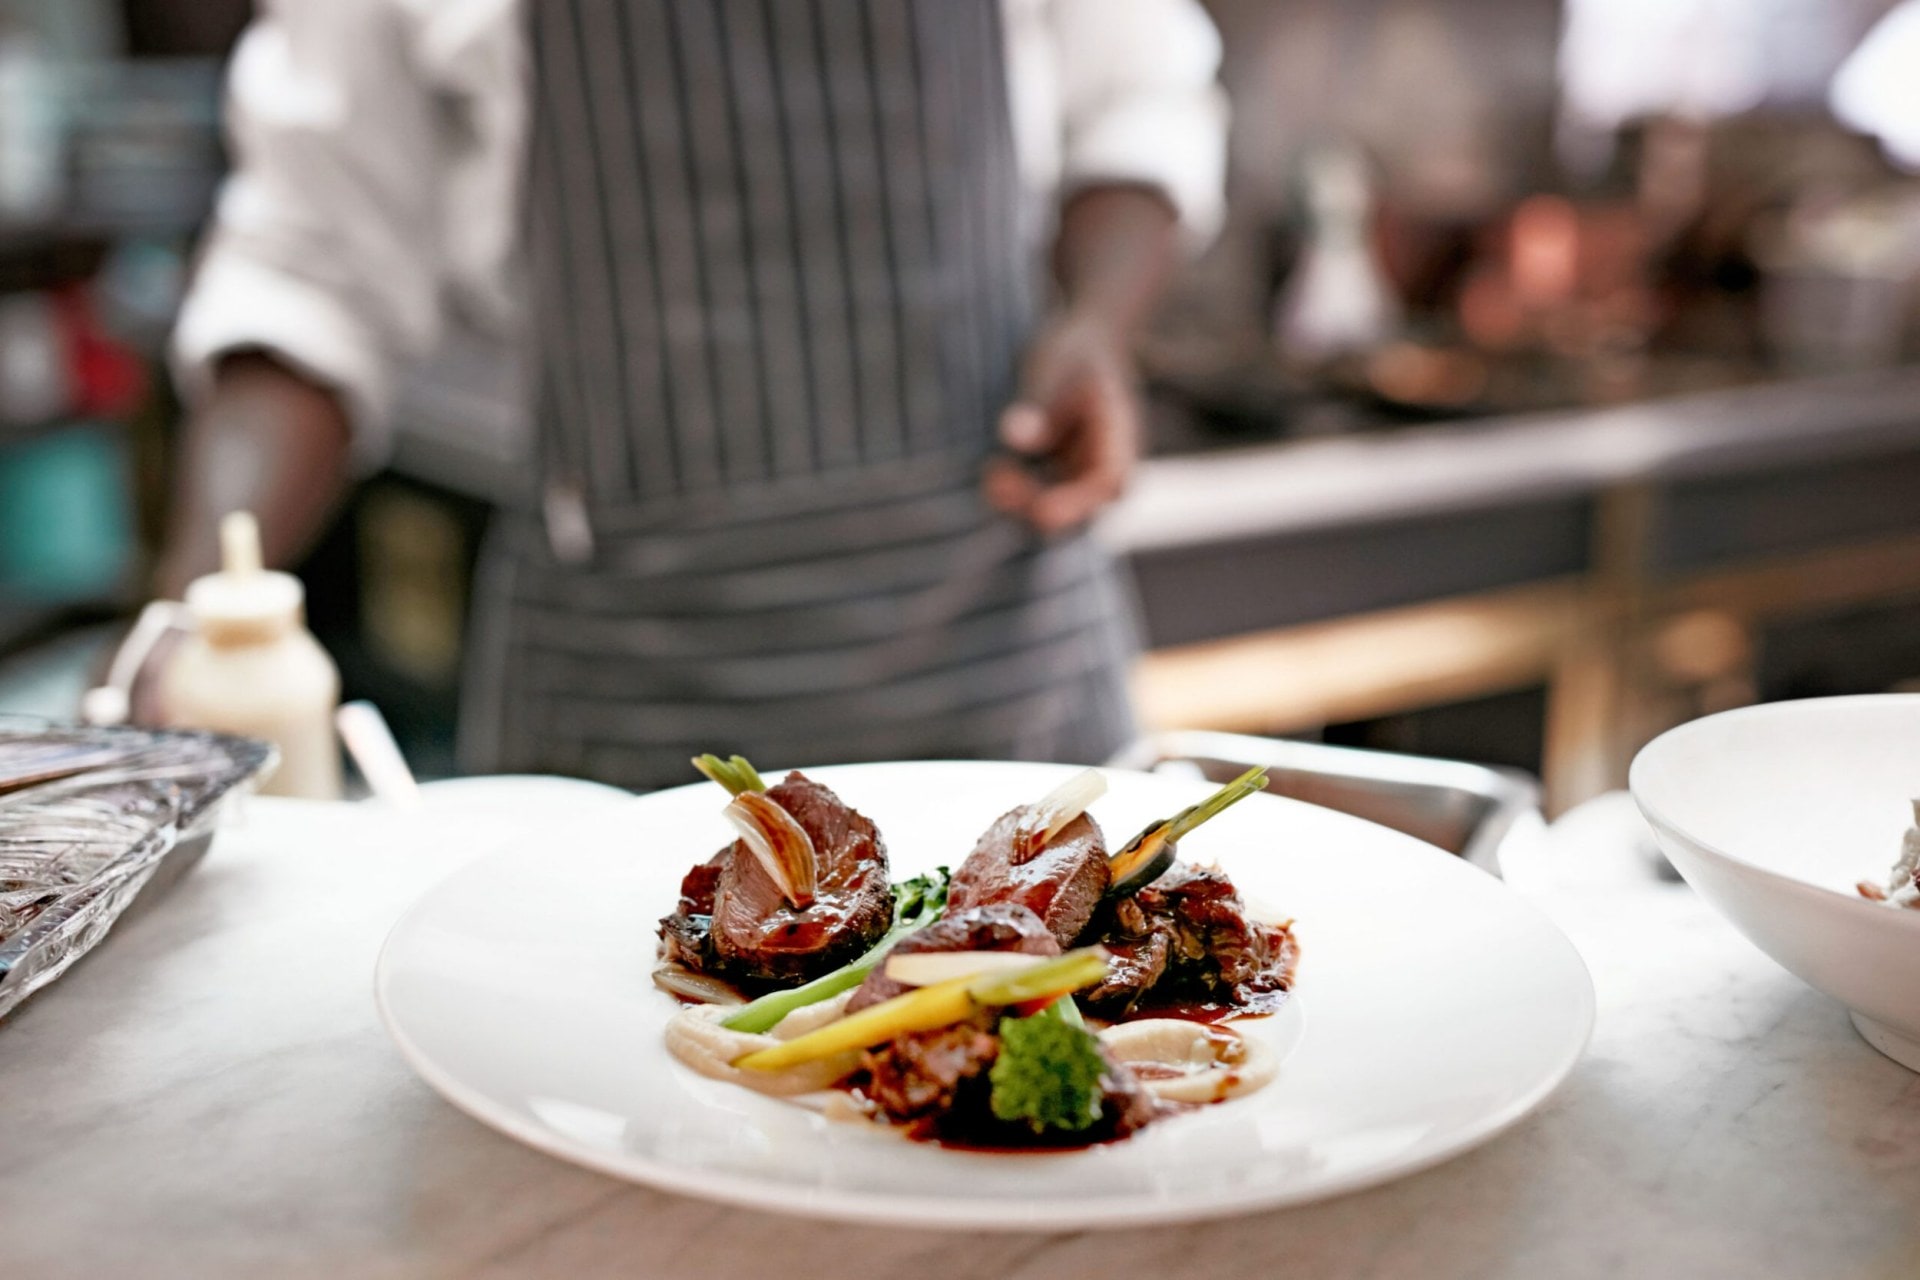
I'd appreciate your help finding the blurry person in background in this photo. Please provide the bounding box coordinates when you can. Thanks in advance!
[1831,0,1920,171]
[156,0,1226,789]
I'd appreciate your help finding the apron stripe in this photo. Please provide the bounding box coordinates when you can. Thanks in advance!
[519,574,1103,668]
[547,0,634,498]
[614,0,711,488]
[919,0,993,451]
[768,0,860,469]
[894,0,958,454]
[526,574,1115,700]
[523,521,1033,615]
[585,0,678,499]
[809,0,875,463]
[609,0,688,495]
[753,0,825,476]
[543,629,1110,741]
[853,0,912,460]
[712,2,780,483]
[515,535,1102,654]
[572,684,1080,792]
[525,29,598,500]
[863,0,944,456]
[670,0,763,483]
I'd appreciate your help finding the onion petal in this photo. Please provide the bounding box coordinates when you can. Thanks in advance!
[1013,767,1108,863]
[1099,1019,1277,1104]
[652,964,746,1006]
[725,791,819,908]
[883,950,1048,987]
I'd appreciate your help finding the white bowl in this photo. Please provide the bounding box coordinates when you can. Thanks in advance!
[1630,695,1920,1073]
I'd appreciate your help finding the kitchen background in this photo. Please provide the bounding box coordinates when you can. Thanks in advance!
[2,0,1917,807]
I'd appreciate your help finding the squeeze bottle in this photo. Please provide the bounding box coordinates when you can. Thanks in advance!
[161,512,343,799]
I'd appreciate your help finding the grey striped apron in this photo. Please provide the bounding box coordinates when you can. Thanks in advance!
[461,0,1139,792]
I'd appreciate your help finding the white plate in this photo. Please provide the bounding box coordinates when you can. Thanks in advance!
[376,761,1593,1229]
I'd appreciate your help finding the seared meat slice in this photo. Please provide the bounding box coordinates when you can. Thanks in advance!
[862,1012,1000,1121]
[1098,1058,1167,1139]
[847,903,1059,1013]
[862,1012,1165,1143]
[659,772,892,985]
[658,852,724,971]
[1087,917,1170,1010]
[947,806,1110,946]
[1084,861,1297,1017]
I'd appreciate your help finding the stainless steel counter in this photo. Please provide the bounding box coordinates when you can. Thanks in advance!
[1103,367,1920,644]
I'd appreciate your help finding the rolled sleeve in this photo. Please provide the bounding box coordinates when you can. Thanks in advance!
[1047,0,1229,246]
[169,1,449,469]
[171,240,398,465]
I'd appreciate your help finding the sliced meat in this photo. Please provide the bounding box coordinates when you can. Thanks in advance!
[1096,1055,1168,1139]
[947,806,1111,946]
[861,1012,1000,1121]
[846,903,1059,1013]
[862,1013,1165,1144]
[657,852,725,971]
[1084,861,1298,1018]
[658,772,892,985]
[1085,900,1170,1011]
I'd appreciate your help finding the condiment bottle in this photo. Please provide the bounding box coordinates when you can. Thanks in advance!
[161,512,343,799]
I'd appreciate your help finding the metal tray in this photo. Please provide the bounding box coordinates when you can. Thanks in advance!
[1109,730,1540,877]
[0,719,275,1021]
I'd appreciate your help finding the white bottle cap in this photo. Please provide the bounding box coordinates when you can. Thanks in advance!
[183,511,306,643]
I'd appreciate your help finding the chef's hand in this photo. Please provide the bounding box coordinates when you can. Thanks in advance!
[985,315,1143,535]
[984,185,1176,535]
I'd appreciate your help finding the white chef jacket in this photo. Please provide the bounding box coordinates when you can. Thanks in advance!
[170,0,1228,465]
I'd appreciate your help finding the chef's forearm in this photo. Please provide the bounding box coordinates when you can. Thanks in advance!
[154,350,355,598]
[1051,185,1181,341]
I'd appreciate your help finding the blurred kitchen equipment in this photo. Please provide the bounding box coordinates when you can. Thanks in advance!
[63,58,223,232]
[0,717,274,1020]
[1109,729,1540,877]
[0,289,67,424]
[1273,144,1402,364]
[0,33,62,221]
[0,423,133,606]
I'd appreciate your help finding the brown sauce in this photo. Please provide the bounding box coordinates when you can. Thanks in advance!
[1120,985,1291,1025]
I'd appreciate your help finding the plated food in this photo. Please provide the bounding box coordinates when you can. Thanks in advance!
[377,759,1595,1226]
[1856,799,1920,910]
[655,756,1296,1148]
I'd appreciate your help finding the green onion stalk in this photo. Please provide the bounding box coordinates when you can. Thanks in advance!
[720,867,951,1034]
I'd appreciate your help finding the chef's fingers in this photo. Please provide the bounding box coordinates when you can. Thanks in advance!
[983,455,1043,519]
[1028,397,1138,533]
[1029,465,1123,532]
[998,401,1057,455]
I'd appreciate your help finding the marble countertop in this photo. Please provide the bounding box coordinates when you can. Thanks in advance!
[5,786,1917,1280]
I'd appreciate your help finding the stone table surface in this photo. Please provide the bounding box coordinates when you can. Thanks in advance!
[4,785,1917,1280]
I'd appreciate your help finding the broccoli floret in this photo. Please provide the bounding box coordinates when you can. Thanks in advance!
[987,1003,1107,1134]
[891,866,950,925]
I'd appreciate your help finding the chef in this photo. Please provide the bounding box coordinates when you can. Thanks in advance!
[160,0,1227,791]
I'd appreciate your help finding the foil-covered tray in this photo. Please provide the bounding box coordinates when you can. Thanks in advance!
[0,718,276,1021]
